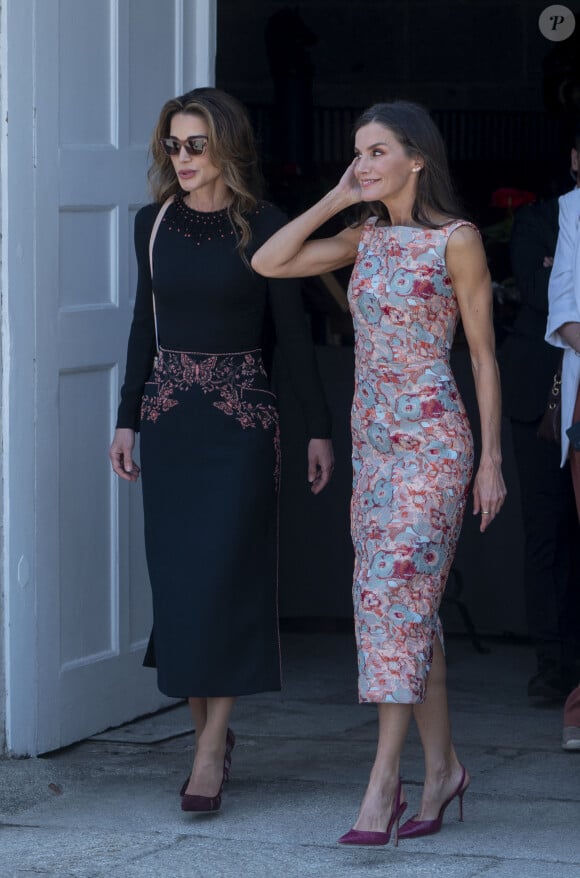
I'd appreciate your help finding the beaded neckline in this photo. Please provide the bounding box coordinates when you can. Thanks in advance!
[164,197,235,243]
[179,197,230,216]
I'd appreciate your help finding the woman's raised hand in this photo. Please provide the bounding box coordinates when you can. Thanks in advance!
[334,158,363,207]
[251,158,363,280]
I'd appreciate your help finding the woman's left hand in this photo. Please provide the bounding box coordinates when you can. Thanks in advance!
[307,438,335,494]
[472,458,506,532]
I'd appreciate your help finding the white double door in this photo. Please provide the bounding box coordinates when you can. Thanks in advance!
[3,0,216,755]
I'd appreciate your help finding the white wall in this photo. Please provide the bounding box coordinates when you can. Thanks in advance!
[0,0,4,756]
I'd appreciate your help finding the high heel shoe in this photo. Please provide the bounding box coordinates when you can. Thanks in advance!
[179,727,236,797]
[397,764,469,839]
[181,785,222,813]
[338,779,407,847]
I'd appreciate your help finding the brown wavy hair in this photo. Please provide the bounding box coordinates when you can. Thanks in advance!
[148,87,264,260]
[352,100,465,229]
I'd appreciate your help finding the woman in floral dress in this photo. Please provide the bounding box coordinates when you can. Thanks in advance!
[253,100,506,845]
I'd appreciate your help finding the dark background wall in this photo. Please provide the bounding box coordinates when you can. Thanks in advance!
[215,1,579,639]
[218,0,553,111]
[217,0,578,207]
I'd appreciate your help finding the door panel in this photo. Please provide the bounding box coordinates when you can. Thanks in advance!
[58,367,116,669]
[59,208,117,308]
[58,0,114,147]
[4,0,216,754]
[128,0,178,144]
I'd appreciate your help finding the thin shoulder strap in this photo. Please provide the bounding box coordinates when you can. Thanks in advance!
[445,219,479,237]
[149,195,175,356]
[149,195,175,276]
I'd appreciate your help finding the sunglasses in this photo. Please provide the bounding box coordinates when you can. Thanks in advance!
[159,136,208,157]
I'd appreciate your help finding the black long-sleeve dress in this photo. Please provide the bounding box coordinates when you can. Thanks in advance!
[117,197,330,697]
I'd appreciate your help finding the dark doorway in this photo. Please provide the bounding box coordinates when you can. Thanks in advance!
[215,1,580,642]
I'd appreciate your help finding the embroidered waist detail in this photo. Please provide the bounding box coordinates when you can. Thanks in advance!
[158,346,262,357]
[141,346,280,485]
[141,347,275,431]
[154,348,267,390]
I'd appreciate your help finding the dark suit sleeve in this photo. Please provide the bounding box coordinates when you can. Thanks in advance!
[501,199,562,420]
[510,204,553,316]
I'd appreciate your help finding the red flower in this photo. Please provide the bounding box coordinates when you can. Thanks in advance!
[361,589,381,610]
[393,558,417,578]
[490,188,536,210]
[410,279,434,299]
[421,399,445,418]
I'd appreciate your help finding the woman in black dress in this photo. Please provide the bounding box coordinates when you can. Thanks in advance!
[109,87,333,813]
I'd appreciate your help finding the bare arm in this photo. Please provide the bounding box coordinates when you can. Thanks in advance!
[446,226,507,532]
[251,161,363,278]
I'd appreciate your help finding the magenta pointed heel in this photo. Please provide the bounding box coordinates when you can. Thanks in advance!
[338,780,407,847]
[180,727,235,797]
[398,765,469,840]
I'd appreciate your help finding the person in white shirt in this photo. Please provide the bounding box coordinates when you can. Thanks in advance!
[545,126,580,751]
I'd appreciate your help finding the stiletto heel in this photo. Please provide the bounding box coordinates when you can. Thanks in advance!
[398,764,469,839]
[458,788,465,822]
[338,779,407,846]
[179,727,235,797]
[391,800,404,848]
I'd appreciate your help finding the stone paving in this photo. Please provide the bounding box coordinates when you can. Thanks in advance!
[1,632,578,877]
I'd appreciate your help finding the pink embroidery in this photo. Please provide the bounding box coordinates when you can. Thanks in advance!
[140,349,280,484]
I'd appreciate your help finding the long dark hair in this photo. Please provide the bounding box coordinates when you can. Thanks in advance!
[148,87,264,260]
[352,100,465,228]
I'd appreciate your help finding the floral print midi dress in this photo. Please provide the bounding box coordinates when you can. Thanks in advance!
[348,218,475,704]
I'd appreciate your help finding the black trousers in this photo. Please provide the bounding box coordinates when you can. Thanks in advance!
[511,418,580,674]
